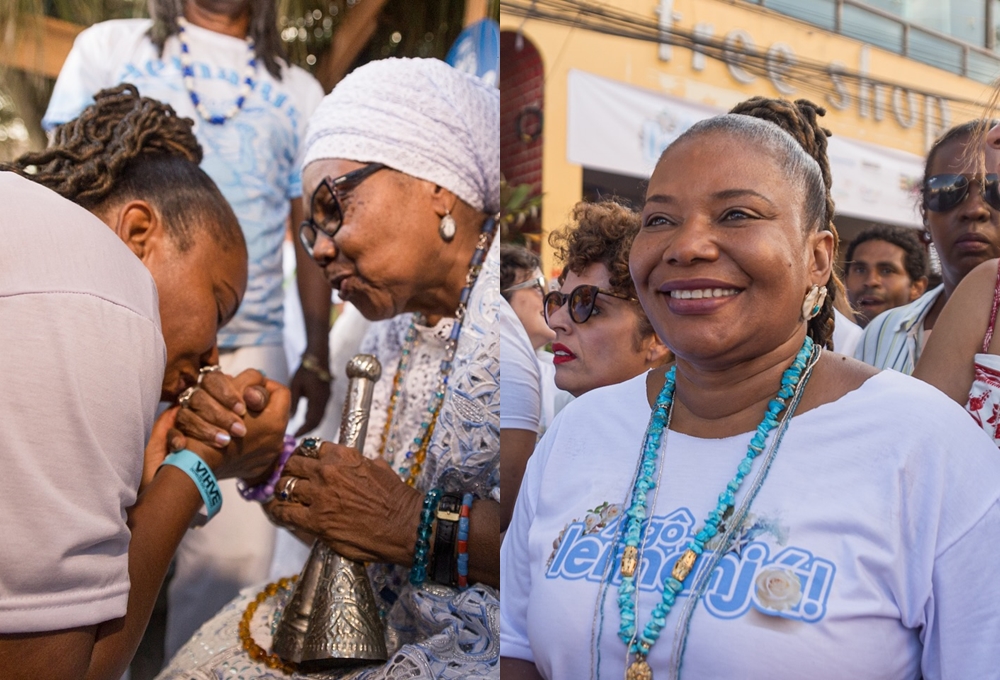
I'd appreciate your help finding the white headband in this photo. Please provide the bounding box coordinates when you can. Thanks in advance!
[302,57,500,214]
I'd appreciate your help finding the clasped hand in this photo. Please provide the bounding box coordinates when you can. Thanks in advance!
[142,369,290,490]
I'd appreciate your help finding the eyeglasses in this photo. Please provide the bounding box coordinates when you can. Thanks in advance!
[502,270,546,297]
[924,173,1000,213]
[298,163,387,256]
[543,285,638,325]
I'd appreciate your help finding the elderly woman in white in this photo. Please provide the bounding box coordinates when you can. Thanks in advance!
[158,58,500,679]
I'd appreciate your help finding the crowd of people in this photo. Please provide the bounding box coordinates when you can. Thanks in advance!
[500,96,1000,679]
[0,0,499,676]
[10,2,1000,678]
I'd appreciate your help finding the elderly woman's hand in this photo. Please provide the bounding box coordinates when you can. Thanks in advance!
[265,441,423,565]
[170,369,271,451]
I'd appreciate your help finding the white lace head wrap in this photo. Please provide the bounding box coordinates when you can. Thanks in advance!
[302,57,500,214]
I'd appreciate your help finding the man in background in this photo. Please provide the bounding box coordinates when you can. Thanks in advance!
[845,224,928,327]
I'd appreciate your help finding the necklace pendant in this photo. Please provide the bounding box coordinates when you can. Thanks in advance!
[670,548,698,582]
[626,657,653,680]
[621,545,638,578]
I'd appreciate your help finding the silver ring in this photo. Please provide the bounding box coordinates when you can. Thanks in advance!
[276,476,295,502]
[177,386,198,409]
[197,364,222,385]
[298,437,323,459]
[285,477,300,503]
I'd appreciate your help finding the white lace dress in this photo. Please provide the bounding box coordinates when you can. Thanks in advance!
[156,240,500,680]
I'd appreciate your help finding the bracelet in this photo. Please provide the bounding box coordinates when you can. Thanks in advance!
[237,435,296,503]
[300,353,332,383]
[430,493,461,586]
[160,449,223,521]
[457,493,472,589]
[409,487,442,586]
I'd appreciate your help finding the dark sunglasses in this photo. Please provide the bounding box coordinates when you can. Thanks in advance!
[298,163,387,256]
[543,285,637,325]
[924,173,1000,213]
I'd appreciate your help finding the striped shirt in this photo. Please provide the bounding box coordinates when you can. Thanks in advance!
[854,285,945,374]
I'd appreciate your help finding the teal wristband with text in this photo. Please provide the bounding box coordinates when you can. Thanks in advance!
[160,449,223,521]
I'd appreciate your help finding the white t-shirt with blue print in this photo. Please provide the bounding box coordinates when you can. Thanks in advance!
[501,368,1000,679]
[43,19,325,348]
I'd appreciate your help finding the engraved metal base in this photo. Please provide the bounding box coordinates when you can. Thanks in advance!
[272,542,388,666]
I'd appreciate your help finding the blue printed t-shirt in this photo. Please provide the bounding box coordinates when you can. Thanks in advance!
[44,19,325,348]
[501,369,1000,680]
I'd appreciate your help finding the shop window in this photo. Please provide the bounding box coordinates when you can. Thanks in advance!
[967,49,1000,82]
[909,28,965,74]
[758,0,837,30]
[842,4,904,52]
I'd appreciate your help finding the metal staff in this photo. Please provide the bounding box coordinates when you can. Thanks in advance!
[272,354,388,671]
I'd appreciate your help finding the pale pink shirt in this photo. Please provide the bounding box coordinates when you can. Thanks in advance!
[0,172,165,632]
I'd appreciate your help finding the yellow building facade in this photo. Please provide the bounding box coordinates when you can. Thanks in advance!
[500,0,997,276]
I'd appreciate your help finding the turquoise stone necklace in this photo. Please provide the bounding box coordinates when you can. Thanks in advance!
[617,335,818,680]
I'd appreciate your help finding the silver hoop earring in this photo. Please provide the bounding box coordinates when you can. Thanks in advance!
[801,284,828,321]
[439,212,457,242]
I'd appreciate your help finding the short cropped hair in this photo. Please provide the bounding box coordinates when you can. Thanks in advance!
[845,224,928,283]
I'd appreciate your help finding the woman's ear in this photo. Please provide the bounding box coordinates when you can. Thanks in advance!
[645,334,673,368]
[429,183,459,219]
[809,229,835,286]
[110,200,163,261]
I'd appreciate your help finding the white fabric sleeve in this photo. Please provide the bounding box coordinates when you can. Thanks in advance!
[42,24,115,130]
[920,499,1000,678]
[499,425,549,662]
[500,298,542,432]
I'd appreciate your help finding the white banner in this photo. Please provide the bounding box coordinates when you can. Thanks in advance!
[566,69,924,228]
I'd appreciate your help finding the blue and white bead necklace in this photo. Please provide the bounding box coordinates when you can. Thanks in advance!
[176,17,256,125]
[379,216,497,487]
[617,335,818,680]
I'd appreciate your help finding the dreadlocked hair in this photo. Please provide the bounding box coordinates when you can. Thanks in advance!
[4,84,243,253]
[148,0,287,81]
[729,97,843,351]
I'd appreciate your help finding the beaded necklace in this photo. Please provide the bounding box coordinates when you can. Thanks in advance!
[176,17,256,125]
[617,336,817,680]
[379,216,496,487]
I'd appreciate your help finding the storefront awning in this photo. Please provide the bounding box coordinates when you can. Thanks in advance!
[567,69,924,229]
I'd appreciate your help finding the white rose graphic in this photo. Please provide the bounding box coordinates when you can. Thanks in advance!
[754,567,803,612]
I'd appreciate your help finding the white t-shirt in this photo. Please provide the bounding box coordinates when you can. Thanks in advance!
[500,297,542,433]
[43,18,325,349]
[501,368,1000,679]
[0,173,166,633]
[832,307,862,357]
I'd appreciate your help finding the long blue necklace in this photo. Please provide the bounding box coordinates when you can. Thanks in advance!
[617,335,816,680]
[176,17,257,125]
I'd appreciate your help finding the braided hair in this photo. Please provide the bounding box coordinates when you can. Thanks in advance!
[729,97,843,350]
[148,0,286,81]
[4,84,243,252]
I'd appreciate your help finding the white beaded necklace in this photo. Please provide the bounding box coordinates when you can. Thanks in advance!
[176,17,257,125]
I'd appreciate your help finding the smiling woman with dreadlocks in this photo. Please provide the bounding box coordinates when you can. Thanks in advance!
[43,0,330,653]
[501,97,1000,680]
[0,84,293,679]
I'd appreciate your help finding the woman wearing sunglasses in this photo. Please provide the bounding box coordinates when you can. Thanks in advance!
[855,120,1000,373]
[502,98,1000,680]
[545,201,671,398]
[915,119,1000,445]
[158,58,501,679]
